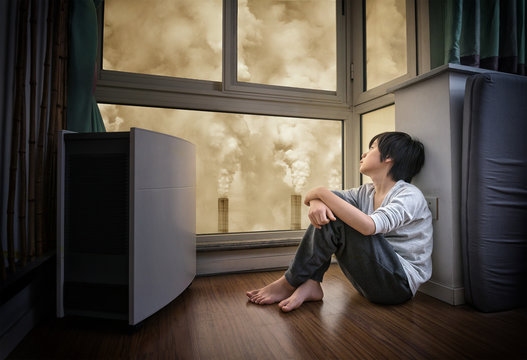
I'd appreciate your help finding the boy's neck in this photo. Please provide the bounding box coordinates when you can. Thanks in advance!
[371,176,397,196]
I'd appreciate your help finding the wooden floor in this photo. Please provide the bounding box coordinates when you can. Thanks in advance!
[9,265,527,359]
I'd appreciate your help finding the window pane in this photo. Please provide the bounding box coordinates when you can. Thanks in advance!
[361,105,395,184]
[103,0,222,81]
[365,0,407,90]
[238,0,336,90]
[99,105,342,234]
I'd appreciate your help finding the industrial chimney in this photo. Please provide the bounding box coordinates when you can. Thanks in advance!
[290,194,301,230]
[218,197,229,233]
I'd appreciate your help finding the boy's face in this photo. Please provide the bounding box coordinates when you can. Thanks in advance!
[360,139,391,176]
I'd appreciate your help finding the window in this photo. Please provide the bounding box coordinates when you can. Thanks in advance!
[96,0,427,240]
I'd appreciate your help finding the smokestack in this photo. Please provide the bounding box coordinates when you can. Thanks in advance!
[290,194,301,230]
[218,197,229,233]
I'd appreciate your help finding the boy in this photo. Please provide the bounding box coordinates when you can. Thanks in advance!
[246,131,433,312]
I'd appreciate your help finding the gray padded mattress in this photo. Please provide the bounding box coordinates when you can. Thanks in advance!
[461,72,527,312]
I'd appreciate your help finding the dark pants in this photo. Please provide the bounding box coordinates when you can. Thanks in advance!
[284,218,412,305]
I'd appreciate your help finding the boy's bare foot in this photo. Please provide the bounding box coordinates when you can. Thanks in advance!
[246,276,296,305]
[278,279,324,312]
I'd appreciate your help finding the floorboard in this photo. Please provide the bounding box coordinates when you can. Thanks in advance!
[8,265,527,359]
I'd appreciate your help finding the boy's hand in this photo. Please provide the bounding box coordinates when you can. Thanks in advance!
[307,199,336,229]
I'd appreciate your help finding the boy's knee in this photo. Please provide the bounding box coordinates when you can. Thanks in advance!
[326,217,360,238]
[318,218,348,244]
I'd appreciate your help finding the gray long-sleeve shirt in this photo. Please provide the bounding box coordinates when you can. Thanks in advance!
[334,180,433,295]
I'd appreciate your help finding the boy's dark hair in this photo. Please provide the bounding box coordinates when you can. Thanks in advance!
[369,131,425,183]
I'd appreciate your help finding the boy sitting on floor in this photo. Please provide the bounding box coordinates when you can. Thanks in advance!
[247,131,433,312]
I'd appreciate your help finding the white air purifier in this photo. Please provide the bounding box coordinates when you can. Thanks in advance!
[56,128,196,325]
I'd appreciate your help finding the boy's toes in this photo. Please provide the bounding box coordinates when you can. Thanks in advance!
[246,290,258,298]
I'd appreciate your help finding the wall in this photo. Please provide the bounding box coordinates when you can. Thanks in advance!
[390,64,491,305]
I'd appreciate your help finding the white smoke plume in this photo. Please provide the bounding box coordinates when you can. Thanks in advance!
[211,118,248,198]
[290,159,310,194]
[275,149,311,195]
[217,168,234,198]
[273,122,316,194]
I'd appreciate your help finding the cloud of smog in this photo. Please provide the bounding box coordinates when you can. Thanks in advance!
[207,119,248,198]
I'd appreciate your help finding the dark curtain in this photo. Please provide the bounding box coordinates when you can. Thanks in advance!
[67,0,105,132]
[430,0,526,75]
[0,0,69,279]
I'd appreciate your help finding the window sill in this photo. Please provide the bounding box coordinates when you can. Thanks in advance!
[196,238,300,252]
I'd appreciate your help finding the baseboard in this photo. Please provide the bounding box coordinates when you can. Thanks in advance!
[418,280,465,305]
[197,246,299,276]
[197,247,339,277]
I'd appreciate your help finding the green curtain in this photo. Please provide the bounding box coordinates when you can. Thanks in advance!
[430,0,526,75]
[67,0,106,132]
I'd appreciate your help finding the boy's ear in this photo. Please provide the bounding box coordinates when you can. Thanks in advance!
[384,157,393,163]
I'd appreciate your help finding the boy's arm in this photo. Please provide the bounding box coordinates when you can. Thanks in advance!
[307,199,336,229]
[305,186,376,235]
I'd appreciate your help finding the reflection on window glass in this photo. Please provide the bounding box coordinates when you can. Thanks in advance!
[365,0,407,90]
[103,0,222,81]
[99,105,342,234]
[361,105,395,184]
[238,0,336,90]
